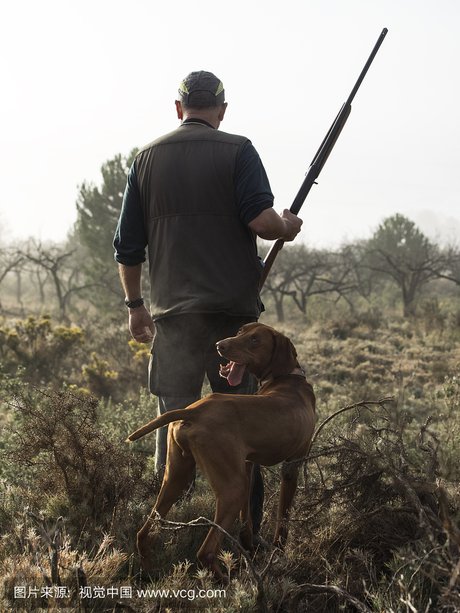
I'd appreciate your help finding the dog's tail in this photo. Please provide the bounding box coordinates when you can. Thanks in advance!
[126,408,191,442]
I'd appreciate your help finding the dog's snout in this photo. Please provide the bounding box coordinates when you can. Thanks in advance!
[216,340,228,353]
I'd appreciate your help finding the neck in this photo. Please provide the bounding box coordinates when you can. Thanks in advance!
[175,99,226,128]
[182,110,220,129]
[182,117,215,129]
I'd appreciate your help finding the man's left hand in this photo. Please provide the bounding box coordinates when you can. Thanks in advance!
[128,305,155,343]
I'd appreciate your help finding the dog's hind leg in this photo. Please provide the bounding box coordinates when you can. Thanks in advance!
[194,453,249,580]
[273,458,302,549]
[137,432,195,572]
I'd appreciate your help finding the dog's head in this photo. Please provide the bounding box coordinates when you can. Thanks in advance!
[216,323,299,385]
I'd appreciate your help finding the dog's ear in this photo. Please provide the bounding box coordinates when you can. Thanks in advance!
[270,332,298,378]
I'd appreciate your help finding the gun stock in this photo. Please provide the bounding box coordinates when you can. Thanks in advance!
[259,28,388,290]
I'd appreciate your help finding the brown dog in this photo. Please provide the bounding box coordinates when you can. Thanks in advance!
[127,323,316,579]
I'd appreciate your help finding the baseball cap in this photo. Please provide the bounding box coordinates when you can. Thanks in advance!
[178,71,225,108]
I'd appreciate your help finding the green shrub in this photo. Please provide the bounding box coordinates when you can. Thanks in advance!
[0,315,84,385]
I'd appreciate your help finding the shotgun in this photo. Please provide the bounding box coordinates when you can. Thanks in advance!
[259,27,388,289]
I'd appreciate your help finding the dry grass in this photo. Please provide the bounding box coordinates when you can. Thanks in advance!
[1,310,460,611]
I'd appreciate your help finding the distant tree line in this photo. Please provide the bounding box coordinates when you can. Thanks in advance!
[0,152,459,321]
[262,213,460,320]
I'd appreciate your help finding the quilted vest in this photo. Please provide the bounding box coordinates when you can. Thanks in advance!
[135,122,263,320]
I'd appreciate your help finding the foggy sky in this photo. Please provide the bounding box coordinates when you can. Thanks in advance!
[1,0,459,248]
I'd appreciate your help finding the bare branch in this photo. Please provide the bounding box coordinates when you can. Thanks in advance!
[297,582,373,613]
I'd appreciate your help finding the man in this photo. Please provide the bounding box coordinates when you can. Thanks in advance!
[114,70,302,534]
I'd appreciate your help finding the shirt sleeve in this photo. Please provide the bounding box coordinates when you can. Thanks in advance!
[234,141,274,225]
[113,162,148,266]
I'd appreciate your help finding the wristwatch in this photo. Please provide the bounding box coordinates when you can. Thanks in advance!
[124,297,144,309]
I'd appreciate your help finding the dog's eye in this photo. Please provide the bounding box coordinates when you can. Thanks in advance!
[250,335,258,344]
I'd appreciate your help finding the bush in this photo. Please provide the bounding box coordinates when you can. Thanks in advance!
[0,315,84,385]
[0,379,154,544]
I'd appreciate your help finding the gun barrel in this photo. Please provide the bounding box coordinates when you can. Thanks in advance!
[346,27,388,106]
[259,28,388,290]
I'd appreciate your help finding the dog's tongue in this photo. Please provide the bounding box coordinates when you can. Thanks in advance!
[227,361,246,386]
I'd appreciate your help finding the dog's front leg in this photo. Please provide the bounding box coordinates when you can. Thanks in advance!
[273,459,301,548]
[238,462,254,550]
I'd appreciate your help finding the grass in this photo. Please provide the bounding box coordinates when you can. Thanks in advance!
[1,308,460,611]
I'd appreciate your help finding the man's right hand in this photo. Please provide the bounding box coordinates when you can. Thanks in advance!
[280,209,303,241]
[248,208,303,241]
[128,305,155,343]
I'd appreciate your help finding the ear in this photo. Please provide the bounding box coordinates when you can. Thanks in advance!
[270,332,298,378]
[218,102,228,122]
[175,100,183,120]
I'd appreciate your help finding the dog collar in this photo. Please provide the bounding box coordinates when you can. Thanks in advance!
[290,367,306,378]
[258,367,306,388]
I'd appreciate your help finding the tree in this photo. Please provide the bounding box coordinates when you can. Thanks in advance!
[339,241,378,303]
[74,149,138,305]
[286,247,356,318]
[365,214,445,317]
[261,244,356,321]
[20,241,96,321]
[260,244,297,322]
[0,248,24,313]
[427,244,460,287]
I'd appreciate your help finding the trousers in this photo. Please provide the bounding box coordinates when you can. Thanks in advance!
[148,313,264,533]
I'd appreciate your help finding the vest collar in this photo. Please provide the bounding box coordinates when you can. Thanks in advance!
[181,118,215,129]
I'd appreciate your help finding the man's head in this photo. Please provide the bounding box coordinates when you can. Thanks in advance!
[175,70,227,128]
[178,70,225,108]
